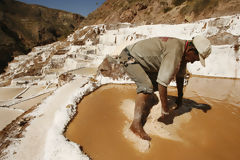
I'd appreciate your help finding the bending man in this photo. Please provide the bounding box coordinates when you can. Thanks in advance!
[119,36,211,140]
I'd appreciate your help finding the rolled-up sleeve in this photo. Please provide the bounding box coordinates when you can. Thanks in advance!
[156,49,181,87]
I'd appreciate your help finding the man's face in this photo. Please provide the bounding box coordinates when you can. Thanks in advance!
[185,48,200,63]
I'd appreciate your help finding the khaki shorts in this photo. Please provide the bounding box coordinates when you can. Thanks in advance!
[119,48,158,94]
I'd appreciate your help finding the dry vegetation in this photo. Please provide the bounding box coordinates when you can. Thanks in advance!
[80,0,240,25]
[180,0,219,15]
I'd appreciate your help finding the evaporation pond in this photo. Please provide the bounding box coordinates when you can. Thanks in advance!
[65,77,240,160]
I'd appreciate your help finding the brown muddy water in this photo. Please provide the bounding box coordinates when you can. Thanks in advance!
[65,77,240,160]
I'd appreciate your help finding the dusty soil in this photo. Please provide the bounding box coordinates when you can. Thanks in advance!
[65,76,240,160]
[0,88,26,101]
[0,86,54,158]
[10,92,52,111]
[0,108,23,130]
[0,106,37,159]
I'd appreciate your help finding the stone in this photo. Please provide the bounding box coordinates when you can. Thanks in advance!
[97,56,128,80]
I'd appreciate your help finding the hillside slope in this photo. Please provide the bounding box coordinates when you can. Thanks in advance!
[0,0,84,73]
[81,0,240,26]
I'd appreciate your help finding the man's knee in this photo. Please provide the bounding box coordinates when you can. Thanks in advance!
[136,92,159,108]
[136,83,154,94]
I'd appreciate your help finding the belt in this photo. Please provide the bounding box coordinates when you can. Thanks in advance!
[124,48,132,58]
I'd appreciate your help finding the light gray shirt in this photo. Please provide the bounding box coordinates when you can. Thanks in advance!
[126,37,186,87]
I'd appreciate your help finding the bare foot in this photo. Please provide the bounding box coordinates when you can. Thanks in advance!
[130,123,151,141]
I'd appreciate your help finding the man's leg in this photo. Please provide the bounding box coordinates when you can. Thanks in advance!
[119,52,158,140]
[130,93,158,141]
[141,93,159,126]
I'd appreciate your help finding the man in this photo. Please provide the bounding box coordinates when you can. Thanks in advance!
[119,35,211,141]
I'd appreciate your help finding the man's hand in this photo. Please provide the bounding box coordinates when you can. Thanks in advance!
[176,76,184,110]
[158,84,168,114]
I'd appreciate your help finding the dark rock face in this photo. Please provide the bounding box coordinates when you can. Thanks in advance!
[0,0,84,73]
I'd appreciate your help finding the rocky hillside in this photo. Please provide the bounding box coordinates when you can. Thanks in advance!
[81,0,240,26]
[1,0,240,74]
[0,14,239,87]
[0,0,84,73]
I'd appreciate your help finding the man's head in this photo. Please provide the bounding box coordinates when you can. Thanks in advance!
[185,42,199,64]
[185,36,212,67]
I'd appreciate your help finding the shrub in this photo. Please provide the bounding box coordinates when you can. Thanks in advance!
[192,0,218,14]
[180,0,219,15]
[164,7,172,13]
[172,0,187,6]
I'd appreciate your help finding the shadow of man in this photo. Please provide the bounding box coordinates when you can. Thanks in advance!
[158,95,211,125]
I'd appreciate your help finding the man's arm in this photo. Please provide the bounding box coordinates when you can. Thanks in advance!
[158,84,168,114]
[175,59,186,109]
[176,76,184,108]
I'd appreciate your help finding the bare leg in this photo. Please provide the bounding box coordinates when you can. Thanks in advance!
[130,93,158,141]
[141,93,159,126]
[158,84,169,119]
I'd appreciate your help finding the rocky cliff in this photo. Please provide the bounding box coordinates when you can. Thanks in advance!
[0,0,84,73]
[1,0,240,73]
[81,0,240,26]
